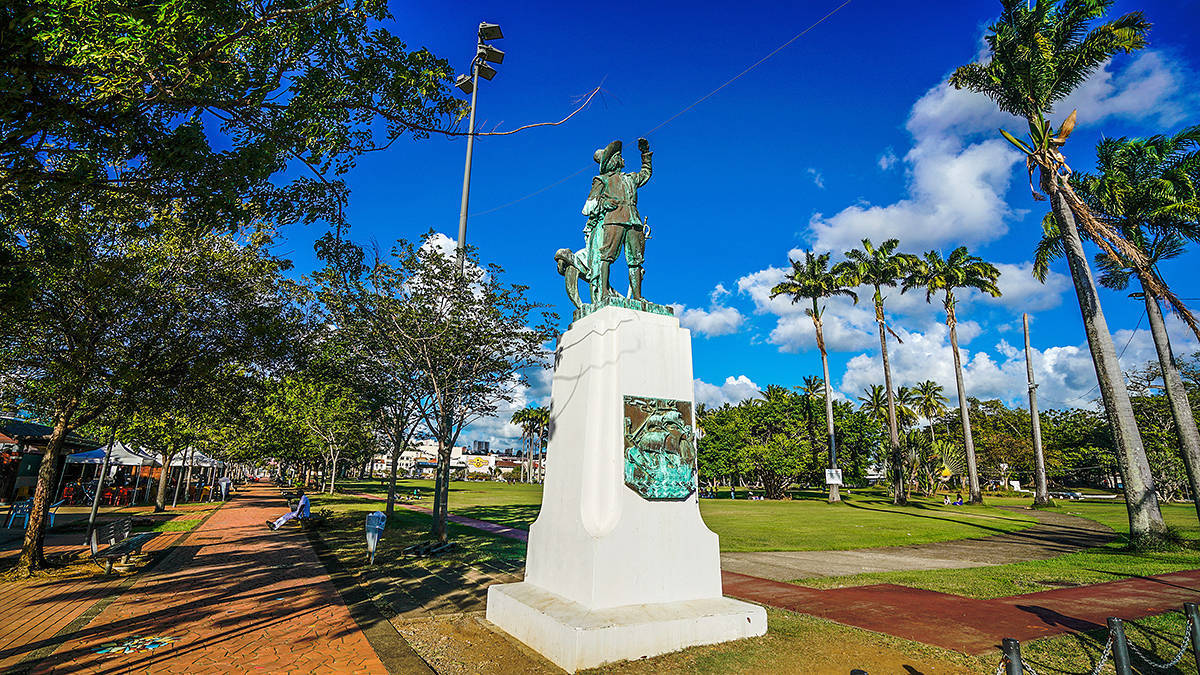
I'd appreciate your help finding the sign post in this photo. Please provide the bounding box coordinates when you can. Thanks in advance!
[824,469,843,486]
[365,511,386,565]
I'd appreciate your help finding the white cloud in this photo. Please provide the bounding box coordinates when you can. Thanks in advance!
[807,168,825,189]
[669,284,746,338]
[835,311,1200,412]
[694,375,762,408]
[982,262,1072,313]
[878,148,899,171]
[809,51,1190,254]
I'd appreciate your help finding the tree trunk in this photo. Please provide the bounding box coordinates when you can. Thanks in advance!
[1050,178,1165,542]
[876,295,904,506]
[947,300,981,504]
[387,441,399,519]
[1144,286,1200,525]
[431,435,452,542]
[155,455,171,512]
[328,450,338,494]
[815,312,841,503]
[1024,313,1052,507]
[14,410,73,575]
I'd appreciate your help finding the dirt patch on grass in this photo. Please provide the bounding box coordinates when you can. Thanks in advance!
[393,608,987,674]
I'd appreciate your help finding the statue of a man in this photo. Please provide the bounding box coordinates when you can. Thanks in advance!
[582,138,652,300]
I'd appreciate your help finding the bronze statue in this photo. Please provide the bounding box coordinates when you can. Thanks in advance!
[556,138,672,321]
[583,138,652,301]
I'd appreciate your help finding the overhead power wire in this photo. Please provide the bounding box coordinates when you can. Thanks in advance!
[1042,308,1145,408]
[468,0,854,218]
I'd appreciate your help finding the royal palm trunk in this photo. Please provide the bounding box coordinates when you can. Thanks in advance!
[875,294,904,505]
[812,304,841,503]
[1050,179,1165,540]
[1143,286,1200,524]
[946,299,981,503]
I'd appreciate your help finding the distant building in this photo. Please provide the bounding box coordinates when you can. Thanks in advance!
[472,440,490,453]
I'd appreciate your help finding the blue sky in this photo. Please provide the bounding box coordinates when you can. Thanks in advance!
[280,0,1200,449]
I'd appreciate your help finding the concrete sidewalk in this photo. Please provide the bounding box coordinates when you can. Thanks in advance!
[7,485,426,674]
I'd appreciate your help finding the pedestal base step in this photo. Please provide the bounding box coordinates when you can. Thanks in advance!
[486,582,767,673]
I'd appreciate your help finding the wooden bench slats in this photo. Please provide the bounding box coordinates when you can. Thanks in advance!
[94,532,158,560]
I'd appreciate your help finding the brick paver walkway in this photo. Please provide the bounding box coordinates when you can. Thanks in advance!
[10,485,398,674]
[723,569,1200,653]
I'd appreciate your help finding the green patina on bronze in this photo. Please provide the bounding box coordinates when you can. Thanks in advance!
[556,137,667,319]
[623,395,697,501]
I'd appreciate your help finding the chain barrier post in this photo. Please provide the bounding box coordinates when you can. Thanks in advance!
[1002,638,1024,675]
[1107,617,1133,675]
[1187,603,1200,670]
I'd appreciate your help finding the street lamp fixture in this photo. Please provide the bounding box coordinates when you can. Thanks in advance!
[475,63,497,80]
[478,22,503,41]
[454,74,474,95]
[455,21,504,273]
[478,44,505,64]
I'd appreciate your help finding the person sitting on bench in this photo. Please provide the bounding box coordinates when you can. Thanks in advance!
[267,492,309,530]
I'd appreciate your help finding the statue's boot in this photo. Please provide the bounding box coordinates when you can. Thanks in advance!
[629,266,644,300]
[599,262,612,300]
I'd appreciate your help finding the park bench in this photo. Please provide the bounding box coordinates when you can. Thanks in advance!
[5,499,65,529]
[89,517,158,574]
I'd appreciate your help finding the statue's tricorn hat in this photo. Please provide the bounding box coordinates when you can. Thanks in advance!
[593,140,622,171]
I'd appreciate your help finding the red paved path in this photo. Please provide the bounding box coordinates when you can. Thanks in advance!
[23,485,390,674]
[722,569,1200,653]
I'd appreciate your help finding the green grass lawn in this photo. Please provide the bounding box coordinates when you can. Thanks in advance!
[308,490,527,565]
[700,489,1037,551]
[794,500,1200,598]
[335,480,1038,551]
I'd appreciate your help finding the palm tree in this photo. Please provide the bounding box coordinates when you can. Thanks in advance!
[950,0,1167,542]
[903,247,1001,503]
[835,238,912,505]
[510,407,534,482]
[772,251,858,502]
[895,386,921,430]
[858,385,888,422]
[1035,128,1200,523]
[913,380,948,444]
[529,406,550,483]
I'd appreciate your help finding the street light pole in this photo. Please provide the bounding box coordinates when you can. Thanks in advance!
[453,22,503,274]
[456,66,480,275]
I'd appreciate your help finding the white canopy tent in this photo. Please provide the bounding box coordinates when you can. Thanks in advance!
[66,441,158,466]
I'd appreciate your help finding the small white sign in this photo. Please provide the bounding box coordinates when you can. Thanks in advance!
[825,469,843,486]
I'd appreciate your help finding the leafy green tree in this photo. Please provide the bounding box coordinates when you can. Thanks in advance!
[951,0,1168,543]
[1036,128,1200,523]
[904,247,1002,503]
[0,218,291,575]
[0,0,463,244]
[270,376,371,494]
[835,238,912,504]
[771,250,858,502]
[315,232,555,541]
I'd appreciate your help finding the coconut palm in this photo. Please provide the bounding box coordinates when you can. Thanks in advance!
[1035,128,1200,523]
[835,238,912,504]
[858,385,887,422]
[903,247,1001,503]
[913,380,949,443]
[894,386,920,430]
[510,408,534,482]
[771,251,858,502]
[950,0,1167,541]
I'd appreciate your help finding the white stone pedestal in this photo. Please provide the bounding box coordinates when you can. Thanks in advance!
[486,307,766,672]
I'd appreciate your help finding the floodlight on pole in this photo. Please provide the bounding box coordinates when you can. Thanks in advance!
[455,21,503,274]
[478,22,503,41]
[478,44,505,64]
